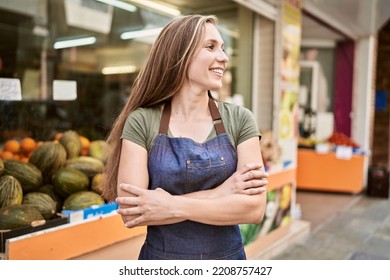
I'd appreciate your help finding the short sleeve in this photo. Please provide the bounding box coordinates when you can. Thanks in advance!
[237,106,262,145]
[121,109,148,149]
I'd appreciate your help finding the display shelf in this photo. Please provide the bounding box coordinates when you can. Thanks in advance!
[267,167,296,191]
[3,168,298,260]
[245,219,310,259]
[4,213,146,260]
[297,149,365,193]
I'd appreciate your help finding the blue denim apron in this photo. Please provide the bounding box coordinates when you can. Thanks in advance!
[138,95,246,260]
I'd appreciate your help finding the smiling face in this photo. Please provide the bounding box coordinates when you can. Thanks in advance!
[186,23,228,92]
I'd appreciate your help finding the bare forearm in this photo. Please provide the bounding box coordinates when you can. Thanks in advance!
[174,193,266,225]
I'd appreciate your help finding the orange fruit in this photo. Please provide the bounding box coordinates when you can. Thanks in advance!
[81,147,89,156]
[1,151,14,159]
[12,154,21,160]
[54,132,63,141]
[79,136,91,150]
[20,137,37,153]
[4,139,20,153]
[20,156,29,163]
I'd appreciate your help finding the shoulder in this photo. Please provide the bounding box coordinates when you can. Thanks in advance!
[123,106,162,151]
[218,100,255,121]
[217,100,260,146]
[128,106,162,121]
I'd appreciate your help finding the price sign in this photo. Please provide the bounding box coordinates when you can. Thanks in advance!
[0,78,22,100]
[335,145,353,160]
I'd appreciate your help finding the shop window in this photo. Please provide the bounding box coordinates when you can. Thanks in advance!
[0,0,242,143]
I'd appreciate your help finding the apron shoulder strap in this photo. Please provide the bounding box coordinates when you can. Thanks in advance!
[159,101,171,134]
[208,93,226,135]
[159,92,226,135]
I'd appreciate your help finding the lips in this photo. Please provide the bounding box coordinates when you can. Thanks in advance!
[210,68,224,75]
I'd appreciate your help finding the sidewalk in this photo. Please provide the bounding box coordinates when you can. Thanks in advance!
[271,194,390,260]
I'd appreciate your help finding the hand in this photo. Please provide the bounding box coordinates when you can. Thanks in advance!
[218,162,268,196]
[116,184,176,228]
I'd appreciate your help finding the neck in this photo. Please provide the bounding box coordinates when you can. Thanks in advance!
[171,90,210,121]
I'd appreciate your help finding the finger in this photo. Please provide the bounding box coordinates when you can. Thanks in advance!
[242,186,267,195]
[117,206,143,216]
[125,216,144,228]
[116,196,139,206]
[120,214,139,224]
[243,170,269,182]
[238,162,264,175]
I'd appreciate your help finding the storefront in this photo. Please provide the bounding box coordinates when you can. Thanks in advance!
[6,0,387,260]
[295,0,388,194]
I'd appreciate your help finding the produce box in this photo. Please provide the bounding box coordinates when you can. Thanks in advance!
[61,202,118,223]
[0,215,68,253]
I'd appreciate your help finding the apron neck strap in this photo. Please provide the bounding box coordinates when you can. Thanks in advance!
[159,91,226,135]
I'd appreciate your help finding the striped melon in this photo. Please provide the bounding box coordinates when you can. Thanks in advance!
[0,204,44,229]
[0,175,23,208]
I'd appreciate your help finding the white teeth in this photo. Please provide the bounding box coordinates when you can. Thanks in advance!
[211,69,223,75]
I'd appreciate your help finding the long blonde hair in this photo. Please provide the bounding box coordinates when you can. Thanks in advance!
[101,15,218,201]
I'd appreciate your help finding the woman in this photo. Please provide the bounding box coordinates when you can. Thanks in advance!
[101,14,268,260]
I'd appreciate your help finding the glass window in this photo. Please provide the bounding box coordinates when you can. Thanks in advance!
[0,0,241,143]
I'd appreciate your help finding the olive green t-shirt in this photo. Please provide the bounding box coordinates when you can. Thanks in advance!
[121,100,261,152]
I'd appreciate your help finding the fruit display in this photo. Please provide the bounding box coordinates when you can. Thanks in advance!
[327,132,360,148]
[0,130,109,230]
[260,130,282,169]
[239,184,293,246]
[299,131,361,151]
[62,191,105,211]
[0,175,23,208]
[29,141,67,181]
[22,192,57,220]
[0,204,44,230]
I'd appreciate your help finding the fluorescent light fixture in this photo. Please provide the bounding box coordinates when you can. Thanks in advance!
[102,65,137,75]
[96,0,137,12]
[54,36,96,49]
[128,0,181,17]
[121,27,163,40]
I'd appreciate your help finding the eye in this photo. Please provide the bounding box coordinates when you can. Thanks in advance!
[206,44,214,50]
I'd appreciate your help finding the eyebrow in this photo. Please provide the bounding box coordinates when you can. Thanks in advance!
[204,39,225,48]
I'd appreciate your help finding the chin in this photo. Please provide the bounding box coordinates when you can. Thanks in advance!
[209,83,223,91]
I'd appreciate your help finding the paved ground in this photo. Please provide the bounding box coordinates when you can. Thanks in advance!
[271,195,390,260]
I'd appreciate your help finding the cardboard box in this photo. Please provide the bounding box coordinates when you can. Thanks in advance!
[61,202,118,223]
[0,215,68,253]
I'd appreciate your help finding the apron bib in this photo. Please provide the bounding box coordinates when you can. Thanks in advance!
[139,95,245,260]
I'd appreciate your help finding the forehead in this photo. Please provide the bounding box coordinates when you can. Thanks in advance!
[202,23,224,43]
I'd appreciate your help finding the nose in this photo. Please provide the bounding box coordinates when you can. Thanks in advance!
[216,48,228,63]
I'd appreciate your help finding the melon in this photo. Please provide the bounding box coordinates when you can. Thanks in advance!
[62,191,105,210]
[0,175,23,208]
[0,204,44,229]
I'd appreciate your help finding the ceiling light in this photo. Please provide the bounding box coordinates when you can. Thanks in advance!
[102,65,137,75]
[120,27,163,40]
[128,0,181,17]
[96,0,137,12]
[53,36,96,49]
